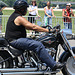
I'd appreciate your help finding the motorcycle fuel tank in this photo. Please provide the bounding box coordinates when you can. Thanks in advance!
[36,33,56,47]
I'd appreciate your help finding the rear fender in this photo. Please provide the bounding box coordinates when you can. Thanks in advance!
[0,50,12,58]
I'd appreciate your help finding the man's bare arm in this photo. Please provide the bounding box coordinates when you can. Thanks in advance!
[14,16,49,32]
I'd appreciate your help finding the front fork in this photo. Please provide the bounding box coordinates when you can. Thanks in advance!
[61,32,75,61]
[62,42,75,61]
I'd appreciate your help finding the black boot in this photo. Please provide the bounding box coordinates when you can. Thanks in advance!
[52,62,64,71]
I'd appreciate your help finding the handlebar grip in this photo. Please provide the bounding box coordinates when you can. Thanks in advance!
[49,29,56,33]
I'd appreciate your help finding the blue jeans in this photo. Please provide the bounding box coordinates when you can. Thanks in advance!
[10,38,56,69]
[64,22,72,29]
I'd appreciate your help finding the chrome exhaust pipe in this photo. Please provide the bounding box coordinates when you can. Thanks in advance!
[0,68,59,75]
[1,72,44,75]
[1,71,58,75]
[0,68,37,72]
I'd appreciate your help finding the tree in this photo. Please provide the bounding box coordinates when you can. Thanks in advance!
[1,0,75,7]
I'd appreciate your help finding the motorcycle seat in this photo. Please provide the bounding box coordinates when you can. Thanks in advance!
[8,45,24,57]
[0,37,24,56]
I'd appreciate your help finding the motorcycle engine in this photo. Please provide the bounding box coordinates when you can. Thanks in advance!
[46,48,56,57]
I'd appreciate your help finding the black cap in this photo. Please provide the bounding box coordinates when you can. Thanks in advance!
[13,0,29,9]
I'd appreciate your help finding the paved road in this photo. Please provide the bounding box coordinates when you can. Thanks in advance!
[57,40,75,75]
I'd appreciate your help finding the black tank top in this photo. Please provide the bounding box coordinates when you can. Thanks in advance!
[5,11,26,42]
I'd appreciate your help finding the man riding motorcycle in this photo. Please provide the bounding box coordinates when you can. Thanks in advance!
[5,0,63,71]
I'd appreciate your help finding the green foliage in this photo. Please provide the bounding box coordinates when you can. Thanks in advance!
[1,0,75,7]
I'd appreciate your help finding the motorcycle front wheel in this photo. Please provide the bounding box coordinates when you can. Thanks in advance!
[62,56,75,75]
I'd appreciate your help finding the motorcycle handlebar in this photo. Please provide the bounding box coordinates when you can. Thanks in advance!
[42,24,60,33]
[42,24,60,29]
[53,24,61,30]
[42,25,52,29]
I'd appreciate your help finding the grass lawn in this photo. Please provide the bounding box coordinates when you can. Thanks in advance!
[2,10,63,16]
[3,10,75,16]
[2,10,75,34]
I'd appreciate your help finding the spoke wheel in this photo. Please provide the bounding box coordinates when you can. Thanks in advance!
[0,51,13,68]
[0,56,10,68]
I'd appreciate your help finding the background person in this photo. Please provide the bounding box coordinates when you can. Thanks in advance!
[44,1,55,26]
[0,1,7,33]
[62,3,74,29]
[28,0,40,34]
[5,0,63,71]
[28,0,40,24]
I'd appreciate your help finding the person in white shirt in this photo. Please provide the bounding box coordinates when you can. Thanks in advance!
[28,0,40,24]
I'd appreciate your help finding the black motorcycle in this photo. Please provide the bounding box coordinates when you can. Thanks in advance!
[33,25,75,75]
[0,25,75,75]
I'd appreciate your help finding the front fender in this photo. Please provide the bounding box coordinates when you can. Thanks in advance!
[59,51,71,63]
[59,47,75,63]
